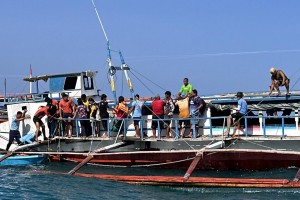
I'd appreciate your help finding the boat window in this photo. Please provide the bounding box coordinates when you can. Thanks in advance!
[49,77,64,92]
[64,76,77,90]
[83,76,94,90]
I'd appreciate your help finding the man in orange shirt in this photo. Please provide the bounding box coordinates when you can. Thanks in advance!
[33,105,50,141]
[59,93,76,137]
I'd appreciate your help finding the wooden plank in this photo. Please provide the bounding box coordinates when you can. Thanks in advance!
[68,141,127,175]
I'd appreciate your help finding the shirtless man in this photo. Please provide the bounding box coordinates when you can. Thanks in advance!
[269,67,290,96]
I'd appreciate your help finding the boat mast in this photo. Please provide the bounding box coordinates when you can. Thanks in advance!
[119,51,134,99]
[91,0,117,104]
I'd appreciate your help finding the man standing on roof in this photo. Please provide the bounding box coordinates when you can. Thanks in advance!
[178,78,193,98]
[225,92,248,137]
[269,67,290,96]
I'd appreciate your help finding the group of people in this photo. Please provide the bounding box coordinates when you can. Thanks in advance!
[6,92,111,150]
[112,78,206,139]
[5,67,290,150]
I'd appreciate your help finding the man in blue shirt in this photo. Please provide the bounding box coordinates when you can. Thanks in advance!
[6,109,27,151]
[130,94,144,138]
[19,131,41,144]
[225,92,248,137]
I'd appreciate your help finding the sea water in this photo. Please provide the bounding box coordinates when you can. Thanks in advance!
[0,162,300,200]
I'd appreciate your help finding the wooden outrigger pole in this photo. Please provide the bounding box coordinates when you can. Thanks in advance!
[68,141,127,175]
[73,173,300,188]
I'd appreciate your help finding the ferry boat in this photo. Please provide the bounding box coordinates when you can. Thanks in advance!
[0,69,300,171]
[1,1,300,173]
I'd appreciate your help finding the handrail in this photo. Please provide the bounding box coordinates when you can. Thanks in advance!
[51,114,298,140]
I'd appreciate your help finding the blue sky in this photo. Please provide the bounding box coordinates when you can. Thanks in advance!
[1,0,300,98]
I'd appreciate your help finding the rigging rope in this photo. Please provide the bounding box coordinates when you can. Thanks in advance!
[129,66,168,92]
[128,71,156,96]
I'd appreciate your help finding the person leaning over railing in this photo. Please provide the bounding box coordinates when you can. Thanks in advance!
[33,104,50,141]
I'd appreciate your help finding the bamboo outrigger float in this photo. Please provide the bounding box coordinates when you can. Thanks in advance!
[73,173,300,188]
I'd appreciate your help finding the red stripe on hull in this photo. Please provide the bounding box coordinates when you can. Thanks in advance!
[51,150,300,170]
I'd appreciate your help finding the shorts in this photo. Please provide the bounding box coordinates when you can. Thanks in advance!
[190,118,199,129]
[63,113,74,123]
[231,112,245,124]
[33,116,44,126]
[100,115,109,131]
[179,119,190,128]
[163,115,172,128]
[133,117,141,126]
[63,113,74,118]
[151,114,164,129]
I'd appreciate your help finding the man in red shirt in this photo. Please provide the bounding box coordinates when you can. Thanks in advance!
[59,93,76,137]
[151,94,166,139]
[33,105,50,141]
